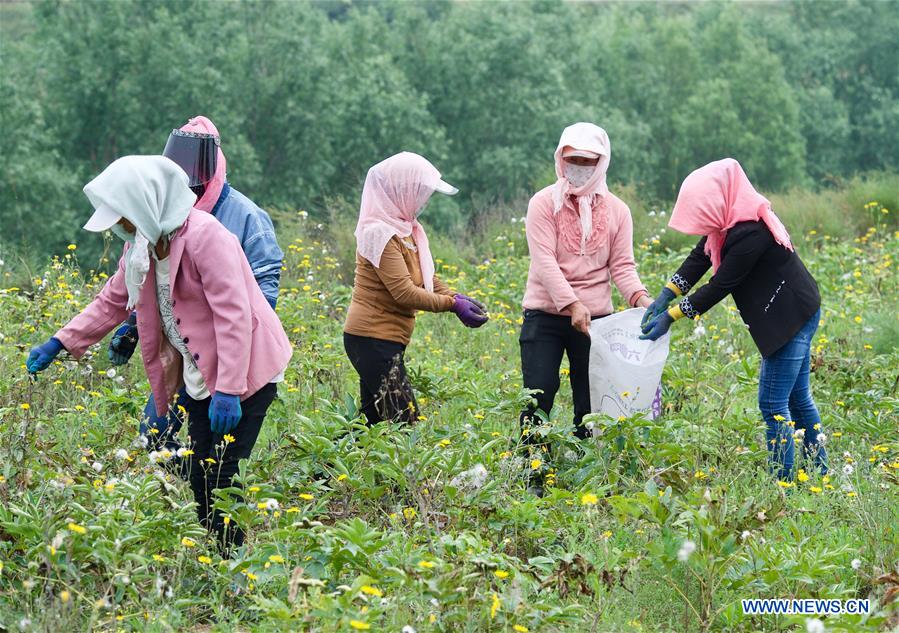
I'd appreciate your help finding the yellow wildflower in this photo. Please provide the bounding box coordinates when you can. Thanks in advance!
[581,492,599,505]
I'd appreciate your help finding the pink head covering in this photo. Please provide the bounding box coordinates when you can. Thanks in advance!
[669,158,793,271]
[551,123,612,254]
[355,152,456,292]
[177,116,226,212]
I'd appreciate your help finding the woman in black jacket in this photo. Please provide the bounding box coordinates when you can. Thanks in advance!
[641,159,827,481]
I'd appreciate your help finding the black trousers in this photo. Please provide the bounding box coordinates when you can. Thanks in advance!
[343,333,419,425]
[519,309,596,440]
[183,382,277,554]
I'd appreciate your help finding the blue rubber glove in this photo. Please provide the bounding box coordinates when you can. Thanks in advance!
[640,312,674,341]
[209,392,242,435]
[109,312,139,365]
[26,337,64,374]
[641,287,676,329]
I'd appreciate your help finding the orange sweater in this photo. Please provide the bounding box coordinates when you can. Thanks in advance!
[344,236,455,345]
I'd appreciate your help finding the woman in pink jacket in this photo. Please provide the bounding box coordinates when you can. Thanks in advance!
[26,155,292,553]
[520,123,651,490]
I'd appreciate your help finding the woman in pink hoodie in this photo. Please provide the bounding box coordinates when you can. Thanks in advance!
[520,123,651,489]
[26,155,292,553]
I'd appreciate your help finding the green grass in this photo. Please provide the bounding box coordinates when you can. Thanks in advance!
[0,193,896,632]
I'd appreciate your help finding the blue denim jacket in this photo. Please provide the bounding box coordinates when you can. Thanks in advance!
[211,183,283,305]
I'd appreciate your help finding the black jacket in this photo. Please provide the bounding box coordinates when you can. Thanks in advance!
[668,220,820,357]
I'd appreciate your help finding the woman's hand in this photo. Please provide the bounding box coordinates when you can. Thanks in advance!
[641,287,676,328]
[636,295,653,309]
[452,295,489,328]
[640,312,673,341]
[210,392,242,434]
[567,301,591,337]
[26,337,64,374]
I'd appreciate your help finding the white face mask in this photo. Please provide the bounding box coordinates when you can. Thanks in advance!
[109,223,135,243]
[563,163,595,188]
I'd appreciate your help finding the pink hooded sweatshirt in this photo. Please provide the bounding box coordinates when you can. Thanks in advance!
[178,115,226,212]
[522,123,647,316]
[669,158,793,272]
[56,159,291,416]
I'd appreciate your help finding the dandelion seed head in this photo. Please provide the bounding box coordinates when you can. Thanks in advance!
[677,540,696,562]
[806,618,825,633]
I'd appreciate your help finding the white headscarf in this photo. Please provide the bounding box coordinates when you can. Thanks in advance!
[82,156,196,308]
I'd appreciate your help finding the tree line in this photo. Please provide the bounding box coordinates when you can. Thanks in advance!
[1,0,896,264]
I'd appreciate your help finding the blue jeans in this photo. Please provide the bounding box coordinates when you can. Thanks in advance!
[140,387,187,452]
[758,308,828,480]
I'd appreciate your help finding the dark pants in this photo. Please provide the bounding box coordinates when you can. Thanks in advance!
[343,333,419,425]
[519,309,595,440]
[182,382,277,554]
[758,308,828,480]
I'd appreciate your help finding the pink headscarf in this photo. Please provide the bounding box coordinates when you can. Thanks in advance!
[355,152,451,292]
[551,123,612,253]
[669,158,793,272]
[177,115,226,212]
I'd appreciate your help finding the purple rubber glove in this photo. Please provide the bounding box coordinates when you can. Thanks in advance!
[454,293,486,314]
[452,295,488,328]
[209,392,242,434]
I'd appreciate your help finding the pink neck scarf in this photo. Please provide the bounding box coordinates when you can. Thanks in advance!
[551,122,612,254]
[355,152,446,292]
[669,158,793,271]
[177,116,226,212]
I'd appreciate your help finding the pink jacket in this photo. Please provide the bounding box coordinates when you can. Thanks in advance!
[56,210,292,416]
[522,186,647,317]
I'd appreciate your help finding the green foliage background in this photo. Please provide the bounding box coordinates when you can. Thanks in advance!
[2,0,898,265]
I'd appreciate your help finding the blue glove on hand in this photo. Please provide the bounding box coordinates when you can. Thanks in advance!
[26,337,64,374]
[641,287,676,329]
[209,392,242,435]
[109,313,139,365]
[640,312,674,341]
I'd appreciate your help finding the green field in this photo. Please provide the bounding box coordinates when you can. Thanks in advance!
[0,190,896,632]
